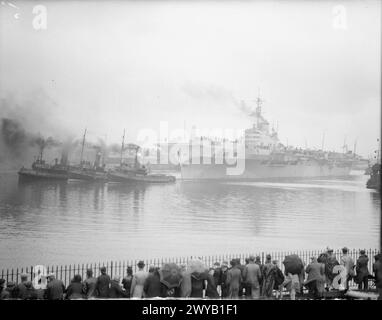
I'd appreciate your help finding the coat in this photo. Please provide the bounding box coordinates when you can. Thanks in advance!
[262,262,276,297]
[220,269,229,297]
[131,270,149,298]
[23,287,38,300]
[96,274,111,298]
[66,282,84,299]
[356,254,370,280]
[305,262,325,294]
[243,262,262,288]
[109,280,127,298]
[143,272,162,298]
[340,254,355,277]
[16,282,28,299]
[213,268,222,286]
[205,274,219,298]
[226,266,242,298]
[325,253,339,280]
[180,271,192,298]
[83,277,97,298]
[373,260,382,288]
[305,262,325,284]
[46,279,65,300]
[122,275,133,297]
[0,288,10,300]
[190,272,207,298]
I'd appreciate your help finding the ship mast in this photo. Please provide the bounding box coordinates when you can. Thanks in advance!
[80,128,87,165]
[321,132,325,151]
[120,129,125,165]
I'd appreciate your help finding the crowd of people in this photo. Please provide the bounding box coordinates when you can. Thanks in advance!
[1,248,381,300]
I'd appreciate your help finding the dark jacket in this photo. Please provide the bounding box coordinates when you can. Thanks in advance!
[356,254,370,280]
[109,280,127,298]
[0,288,10,300]
[373,260,382,288]
[213,268,222,286]
[2,286,17,299]
[66,282,84,299]
[83,277,97,298]
[205,274,219,298]
[220,269,229,297]
[46,279,65,300]
[96,274,111,298]
[23,287,38,300]
[143,272,162,298]
[190,272,207,298]
[122,275,133,298]
[16,282,28,299]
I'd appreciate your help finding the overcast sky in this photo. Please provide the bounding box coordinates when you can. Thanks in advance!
[0,0,380,157]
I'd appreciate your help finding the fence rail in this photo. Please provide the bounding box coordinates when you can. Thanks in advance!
[1,248,379,287]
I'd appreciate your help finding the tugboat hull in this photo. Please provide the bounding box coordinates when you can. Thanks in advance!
[18,168,68,180]
[108,172,175,183]
[69,170,108,182]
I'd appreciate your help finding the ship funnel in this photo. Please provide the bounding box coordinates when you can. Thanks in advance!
[94,152,102,168]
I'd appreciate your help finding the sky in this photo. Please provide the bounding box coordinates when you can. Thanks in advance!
[0,0,380,158]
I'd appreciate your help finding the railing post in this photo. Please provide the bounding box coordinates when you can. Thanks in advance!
[111,261,113,279]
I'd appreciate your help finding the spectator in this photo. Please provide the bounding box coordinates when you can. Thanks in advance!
[143,268,162,298]
[16,274,28,299]
[45,274,65,300]
[96,267,111,298]
[262,255,277,299]
[122,266,133,298]
[83,269,97,298]
[66,275,84,299]
[23,281,37,300]
[243,256,262,299]
[355,250,370,291]
[130,261,149,298]
[226,259,242,299]
[340,247,355,290]
[109,275,127,298]
[304,257,325,299]
[220,261,229,298]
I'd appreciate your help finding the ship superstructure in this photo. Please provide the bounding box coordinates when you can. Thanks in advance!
[180,96,356,180]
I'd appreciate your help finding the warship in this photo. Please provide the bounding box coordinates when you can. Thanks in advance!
[180,97,356,180]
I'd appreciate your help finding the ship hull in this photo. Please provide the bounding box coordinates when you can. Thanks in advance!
[69,170,108,182]
[180,160,352,180]
[18,168,68,181]
[108,171,176,183]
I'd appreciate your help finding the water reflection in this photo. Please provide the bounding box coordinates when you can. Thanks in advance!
[0,171,380,268]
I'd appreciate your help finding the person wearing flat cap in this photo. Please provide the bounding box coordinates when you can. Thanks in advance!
[323,248,339,289]
[130,260,148,298]
[340,247,355,290]
[45,274,65,300]
[262,254,277,299]
[356,249,370,291]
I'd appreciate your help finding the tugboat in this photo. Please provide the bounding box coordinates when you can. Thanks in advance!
[18,145,69,181]
[68,129,108,182]
[108,130,176,183]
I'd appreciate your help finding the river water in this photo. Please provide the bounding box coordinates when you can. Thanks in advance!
[0,170,380,269]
